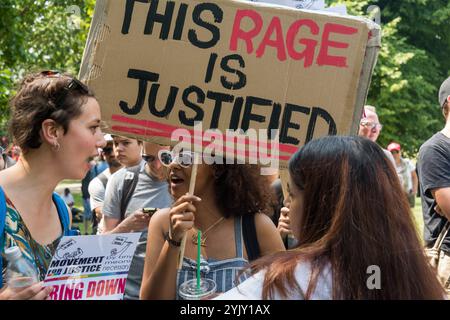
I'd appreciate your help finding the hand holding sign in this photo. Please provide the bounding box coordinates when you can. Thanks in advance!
[168,194,201,243]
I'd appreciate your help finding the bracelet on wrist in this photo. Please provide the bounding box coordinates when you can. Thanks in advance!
[164,232,181,247]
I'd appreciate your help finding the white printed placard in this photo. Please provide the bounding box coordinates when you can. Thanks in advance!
[43,233,141,300]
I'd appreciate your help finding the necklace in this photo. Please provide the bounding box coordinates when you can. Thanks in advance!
[192,217,225,247]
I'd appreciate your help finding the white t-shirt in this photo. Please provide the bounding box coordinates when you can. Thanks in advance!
[88,168,112,234]
[215,260,333,300]
[61,193,74,207]
[395,158,415,193]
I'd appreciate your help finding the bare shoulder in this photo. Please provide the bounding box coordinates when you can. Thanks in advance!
[254,212,277,230]
[149,207,171,233]
[254,213,285,253]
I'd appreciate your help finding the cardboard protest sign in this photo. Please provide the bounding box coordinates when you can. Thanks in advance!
[43,233,140,300]
[80,0,380,169]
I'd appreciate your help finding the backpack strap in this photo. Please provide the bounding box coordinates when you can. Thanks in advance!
[52,192,78,236]
[0,187,6,288]
[119,164,141,221]
[242,214,261,262]
[97,172,109,189]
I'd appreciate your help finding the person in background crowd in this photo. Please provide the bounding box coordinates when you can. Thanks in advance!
[0,146,16,171]
[218,136,444,300]
[387,142,418,208]
[103,140,172,300]
[9,145,21,162]
[0,71,105,300]
[60,187,83,223]
[358,105,396,167]
[80,160,95,234]
[0,136,8,149]
[88,134,122,234]
[140,151,285,300]
[417,76,450,296]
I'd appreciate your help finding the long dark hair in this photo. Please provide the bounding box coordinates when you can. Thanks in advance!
[250,136,444,299]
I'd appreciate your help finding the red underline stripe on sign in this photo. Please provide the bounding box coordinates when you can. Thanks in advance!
[112,125,291,161]
[111,114,299,154]
[44,271,129,283]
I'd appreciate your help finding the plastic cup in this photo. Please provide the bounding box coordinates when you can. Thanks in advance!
[178,278,216,300]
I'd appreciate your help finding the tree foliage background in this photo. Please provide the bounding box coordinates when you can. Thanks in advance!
[1,0,449,155]
[0,0,95,136]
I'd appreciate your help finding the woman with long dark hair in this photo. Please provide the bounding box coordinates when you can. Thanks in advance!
[218,136,444,299]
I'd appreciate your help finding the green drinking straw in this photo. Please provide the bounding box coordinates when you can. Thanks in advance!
[197,230,201,293]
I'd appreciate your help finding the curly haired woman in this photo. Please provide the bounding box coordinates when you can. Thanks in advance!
[140,151,285,299]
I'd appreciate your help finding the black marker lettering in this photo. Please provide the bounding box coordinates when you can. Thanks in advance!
[148,84,179,117]
[144,0,175,40]
[305,107,337,143]
[206,91,234,129]
[188,3,223,49]
[241,96,271,131]
[220,54,246,90]
[121,0,148,34]
[119,69,159,115]
[180,85,205,126]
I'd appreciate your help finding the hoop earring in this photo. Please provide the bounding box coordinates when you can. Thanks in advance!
[52,141,61,152]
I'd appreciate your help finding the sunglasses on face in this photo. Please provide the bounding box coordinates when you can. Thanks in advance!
[158,150,196,168]
[360,119,382,130]
[142,154,156,163]
[40,70,89,106]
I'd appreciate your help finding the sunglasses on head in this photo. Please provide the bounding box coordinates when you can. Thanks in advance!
[158,150,195,168]
[40,70,89,106]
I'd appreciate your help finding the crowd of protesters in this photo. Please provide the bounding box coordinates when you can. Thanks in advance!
[0,70,449,300]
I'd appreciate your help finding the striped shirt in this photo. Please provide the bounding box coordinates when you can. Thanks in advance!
[176,216,250,299]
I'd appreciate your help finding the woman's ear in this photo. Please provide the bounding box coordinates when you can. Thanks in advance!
[41,119,62,148]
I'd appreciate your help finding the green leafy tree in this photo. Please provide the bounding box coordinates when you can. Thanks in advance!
[328,0,449,156]
[0,0,95,134]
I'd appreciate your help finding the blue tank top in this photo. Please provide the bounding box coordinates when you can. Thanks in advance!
[176,216,250,299]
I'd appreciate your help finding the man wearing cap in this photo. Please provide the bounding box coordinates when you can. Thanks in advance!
[417,76,450,295]
[358,105,396,167]
[387,142,418,208]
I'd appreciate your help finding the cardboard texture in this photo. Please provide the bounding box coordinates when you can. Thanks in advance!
[80,0,381,169]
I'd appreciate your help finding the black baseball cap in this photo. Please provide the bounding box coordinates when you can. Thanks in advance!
[439,76,450,107]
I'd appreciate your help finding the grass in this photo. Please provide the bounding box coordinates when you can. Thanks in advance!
[71,191,94,235]
[412,196,424,244]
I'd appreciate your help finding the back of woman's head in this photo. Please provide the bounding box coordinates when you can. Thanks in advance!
[9,71,95,153]
[256,136,444,299]
[289,136,398,248]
